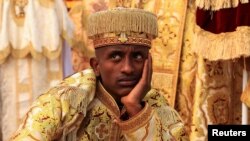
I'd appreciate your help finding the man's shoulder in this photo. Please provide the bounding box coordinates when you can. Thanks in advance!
[39,68,96,98]
[35,68,97,112]
[62,68,96,87]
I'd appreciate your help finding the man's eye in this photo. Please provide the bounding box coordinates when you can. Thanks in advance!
[111,54,121,60]
[134,54,143,61]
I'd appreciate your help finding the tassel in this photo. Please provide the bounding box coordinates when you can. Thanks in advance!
[196,0,249,10]
[87,8,158,39]
[192,26,250,61]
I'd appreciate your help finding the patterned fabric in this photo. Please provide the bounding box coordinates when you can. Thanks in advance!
[10,68,188,141]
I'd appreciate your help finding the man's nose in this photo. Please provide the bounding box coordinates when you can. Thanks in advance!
[121,58,134,74]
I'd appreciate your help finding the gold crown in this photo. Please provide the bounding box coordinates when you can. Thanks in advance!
[87,7,158,48]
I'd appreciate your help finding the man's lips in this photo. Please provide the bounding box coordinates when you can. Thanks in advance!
[117,78,138,87]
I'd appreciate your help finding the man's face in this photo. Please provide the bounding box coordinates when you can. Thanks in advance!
[91,45,149,101]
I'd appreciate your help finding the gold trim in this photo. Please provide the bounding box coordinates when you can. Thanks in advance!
[96,81,120,117]
[93,37,151,48]
[96,81,154,133]
[118,103,153,133]
[109,122,121,141]
[171,0,188,108]
[196,0,249,10]
[192,26,250,61]
[0,40,63,64]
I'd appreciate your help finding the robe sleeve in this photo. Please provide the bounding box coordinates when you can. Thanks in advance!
[118,89,189,141]
[10,69,96,141]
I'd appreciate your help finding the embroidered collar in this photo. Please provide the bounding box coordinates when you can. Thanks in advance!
[96,81,121,118]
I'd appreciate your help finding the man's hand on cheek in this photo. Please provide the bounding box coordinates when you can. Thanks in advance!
[121,53,152,117]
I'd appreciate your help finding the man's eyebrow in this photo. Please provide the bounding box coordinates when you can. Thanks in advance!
[107,50,124,55]
[106,47,124,52]
[105,51,124,59]
[109,46,124,50]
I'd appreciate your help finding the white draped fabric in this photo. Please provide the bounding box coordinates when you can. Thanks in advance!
[0,0,74,140]
[0,0,74,63]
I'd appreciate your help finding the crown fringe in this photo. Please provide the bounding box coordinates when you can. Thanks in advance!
[196,0,249,10]
[192,26,250,61]
[87,8,158,38]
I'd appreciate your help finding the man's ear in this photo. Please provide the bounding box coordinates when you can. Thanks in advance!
[90,57,100,77]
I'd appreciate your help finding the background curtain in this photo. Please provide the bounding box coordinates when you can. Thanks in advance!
[0,0,73,140]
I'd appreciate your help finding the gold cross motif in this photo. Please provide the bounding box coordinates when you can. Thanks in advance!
[118,33,128,43]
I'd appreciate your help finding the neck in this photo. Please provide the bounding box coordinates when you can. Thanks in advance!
[99,80,122,106]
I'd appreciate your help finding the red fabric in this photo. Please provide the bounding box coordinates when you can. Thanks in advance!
[196,2,250,34]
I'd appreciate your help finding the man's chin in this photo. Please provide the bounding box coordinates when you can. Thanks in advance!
[118,87,133,96]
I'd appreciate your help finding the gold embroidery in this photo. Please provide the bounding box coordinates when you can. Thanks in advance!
[207,93,229,124]
[96,81,155,133]
[0,41,62,64]
[95,123,109,140]
[118,32,128,43]
[118,103,153,133]
[93,37,151,48]
[96,82,120,117]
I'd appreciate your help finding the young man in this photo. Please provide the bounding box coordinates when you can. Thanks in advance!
[10,8,188,141]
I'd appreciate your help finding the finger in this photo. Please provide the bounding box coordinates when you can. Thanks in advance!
[141,55,148,83]
[148,53,152,86]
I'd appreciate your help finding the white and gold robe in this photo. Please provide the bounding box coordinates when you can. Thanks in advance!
[10,68,188,141]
